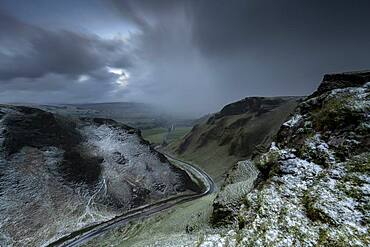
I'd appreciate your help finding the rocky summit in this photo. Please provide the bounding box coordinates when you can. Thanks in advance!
[0,106,200,246]
[205,72,370,246]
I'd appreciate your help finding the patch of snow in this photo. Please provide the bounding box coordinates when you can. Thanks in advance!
[283,114,302,128]
[328,83,370,113]
[308,178,366,232]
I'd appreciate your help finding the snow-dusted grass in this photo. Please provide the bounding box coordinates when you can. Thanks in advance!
[0,147,114,247]
[82,124,184,202]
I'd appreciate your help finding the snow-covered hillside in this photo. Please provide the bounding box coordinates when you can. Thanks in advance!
[206,72,370,246]
[0,106,199,246]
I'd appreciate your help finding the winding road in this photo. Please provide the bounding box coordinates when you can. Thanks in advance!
[47,153,215,247]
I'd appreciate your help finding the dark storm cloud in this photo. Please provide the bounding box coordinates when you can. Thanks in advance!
[190,0,370,55]
[0,66,131,104]
[0,8,134,103]
[0,10,131,80]
[109,0,370,115]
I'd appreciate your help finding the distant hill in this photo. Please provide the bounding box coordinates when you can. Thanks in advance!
[19,102,195,129]
[67,102,164,128]
[166,96,301,184]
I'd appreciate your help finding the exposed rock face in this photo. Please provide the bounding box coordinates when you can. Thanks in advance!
[313,70,370,97]
[204,72,369,246]
[211,160,259,227]
[0,105,200,246]
[168,96,300,183]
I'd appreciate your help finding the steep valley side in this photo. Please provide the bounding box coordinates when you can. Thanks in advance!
[166,96,301,184]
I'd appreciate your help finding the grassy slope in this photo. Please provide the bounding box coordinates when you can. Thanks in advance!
[166,98,299,184]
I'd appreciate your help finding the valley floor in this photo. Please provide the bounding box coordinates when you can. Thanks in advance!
[83,194,216,246]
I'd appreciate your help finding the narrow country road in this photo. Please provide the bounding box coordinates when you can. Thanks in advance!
[46,154,215,247]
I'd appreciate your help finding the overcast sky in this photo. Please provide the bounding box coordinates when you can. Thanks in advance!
[1,0,370,116]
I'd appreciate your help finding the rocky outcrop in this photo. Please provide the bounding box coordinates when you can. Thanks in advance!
[0,105,200,246]
[211,160,259,227]
[205,72,369,246]
[312,70,370,97]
